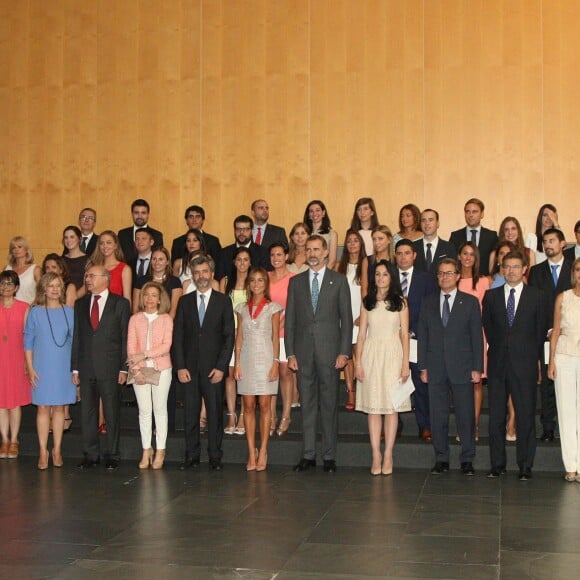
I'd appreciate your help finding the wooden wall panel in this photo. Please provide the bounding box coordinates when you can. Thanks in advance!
[0,0,578,258]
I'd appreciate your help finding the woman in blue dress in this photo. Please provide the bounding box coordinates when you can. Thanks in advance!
[24,273,75,470]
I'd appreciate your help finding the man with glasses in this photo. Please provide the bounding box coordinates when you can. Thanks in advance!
[483,251,547,481]
[170,205,222,265]
[78,208,98,255]
[215,215,269,281]
[72,266,130,470]
[418,258,483,476]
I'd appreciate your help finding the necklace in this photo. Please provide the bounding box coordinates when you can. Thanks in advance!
[44,305,71,348]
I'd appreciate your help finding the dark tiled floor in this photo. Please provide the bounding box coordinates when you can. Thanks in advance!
[1,458,579,579]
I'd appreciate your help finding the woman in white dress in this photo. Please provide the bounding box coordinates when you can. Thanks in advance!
[234,268,281,471]
[355,260,410,476]
[4,236,41,304]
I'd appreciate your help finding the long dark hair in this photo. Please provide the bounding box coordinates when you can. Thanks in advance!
[363,259,404,312]
[42,253,71,285]
[180,229,206,277]
[490,241,517,277]
[304,200,331,235]
[534,204,558,252]
[337,229,365,284]
[458,241,481,291]
[225,247,252,296]
[350,197,379,230]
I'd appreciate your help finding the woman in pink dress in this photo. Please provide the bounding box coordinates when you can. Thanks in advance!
[0,270,31,460]
[457,241,490,440]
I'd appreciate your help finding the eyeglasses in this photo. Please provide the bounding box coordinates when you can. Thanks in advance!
[0,281,16,287]
[437,271,457,278]
[79,215,96,221]
[84,273,107,279]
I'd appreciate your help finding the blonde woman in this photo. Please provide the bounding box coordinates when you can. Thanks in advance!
[4,236,41,304]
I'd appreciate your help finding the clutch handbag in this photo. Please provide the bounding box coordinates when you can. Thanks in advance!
[390,375,415,411]
[127,367,161,386]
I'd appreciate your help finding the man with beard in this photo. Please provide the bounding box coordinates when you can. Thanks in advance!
[117,199,164,264]
[285,235,353,473]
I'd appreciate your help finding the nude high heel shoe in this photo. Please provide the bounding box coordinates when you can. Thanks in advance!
[139,448,153,469]
[152,449,165,470]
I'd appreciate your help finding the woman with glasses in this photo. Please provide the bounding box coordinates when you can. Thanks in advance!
[0,271,31,460]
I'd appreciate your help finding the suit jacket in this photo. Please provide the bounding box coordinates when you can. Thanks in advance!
[413,238,457,275]
[528,258,573,328]
[482,284,547,381]
[129,256,152,289]
[83,233,99,257]
[71,293,130,381]
[417,290,483,384]
[117,226,164,264]
[256,224,288,249]
[450,227,498,275]
[170,231,222,264]
[563,246,576,263]
[285,268,353,365]
[172,290,234,376]
[402,270,437,336]
[216,242,270,281]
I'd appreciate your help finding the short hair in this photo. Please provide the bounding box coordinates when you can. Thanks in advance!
[138,281,171,314]
[131,199,150,212]
[571,258,580,288]
[134,227,154,241]
[421,208,440,221]
[190,252,215,273]
[395,239,415,252]
[574,220,580,234]
[464,198,485,211]
[502,250,526,266]
[79,207,97,219]
[0,270,20,290]
[185,205,205,220]
[268,241,289,255]
[33,272,65,306]
[398,204,421,232]
[8,236,34,267]
[245,267,271,301]
[86,265,111,286]
[542,227,565,243]
[251,199,267,212]
[306,234,327,250]
[233,214,254,229]
[437,257,459,274]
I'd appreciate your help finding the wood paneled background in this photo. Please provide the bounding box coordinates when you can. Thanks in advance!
[0,0,578,258]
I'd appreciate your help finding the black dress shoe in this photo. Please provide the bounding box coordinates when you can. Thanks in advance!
[430,462,450,474]
[105,459,119,470]
[540,430,555,442]
[209,459,223,470]
[179,458,200,470]
[293,458,316,472]
[77,457,100,469]
[323,460,337,473]
[486,467,507,478]
[518,467,532,481]
[461,462,475,476]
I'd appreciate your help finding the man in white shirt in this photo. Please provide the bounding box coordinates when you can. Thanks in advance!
[250,199,288,248]
[78,207,98,255]
[413,209,456,275]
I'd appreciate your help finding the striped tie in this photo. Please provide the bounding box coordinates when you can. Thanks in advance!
[401,272,408,297]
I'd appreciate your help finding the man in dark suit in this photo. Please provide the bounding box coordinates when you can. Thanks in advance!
[78,207,99,256]
[285,235,353,473]
[413,209,456,275]
[72,265,130,470]
[483,251,547,481]
[215,214,270,281]
[251,199,288,249]
[170,205,222,264]
[528,227,573,442]
[418,258,483,476]
[131,228,154,289]
[173,254,234,470]
[117,198,164,264]
[449,198,498,276]
[563,220,580,262]
[395,239,437,441]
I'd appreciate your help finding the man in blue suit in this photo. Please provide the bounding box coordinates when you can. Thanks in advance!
[395,240,437,441]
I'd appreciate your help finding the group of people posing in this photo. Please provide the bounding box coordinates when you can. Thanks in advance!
[0,197,579,482]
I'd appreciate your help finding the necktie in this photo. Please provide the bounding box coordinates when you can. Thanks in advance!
[90,295,101,330]
[198,293,206,325]
[138,258,146,277]
[551,264,559,287]
[81,237,88,253]
[311,272,320,312]
[401,271,408,297]
[442,294,451,328]
[470,229,477,244]
[426,243,433,270]
[506,287,516,327]
[255,227,262,245]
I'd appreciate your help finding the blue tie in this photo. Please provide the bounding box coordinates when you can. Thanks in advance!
[198,293,206,325]
[551,264,559,287]
[507,288,516,327]
[311,272,319,312]
[442,294,451,327]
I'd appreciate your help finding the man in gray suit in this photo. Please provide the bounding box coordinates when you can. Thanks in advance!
[285,235,353,472]
[418,258,483,476]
